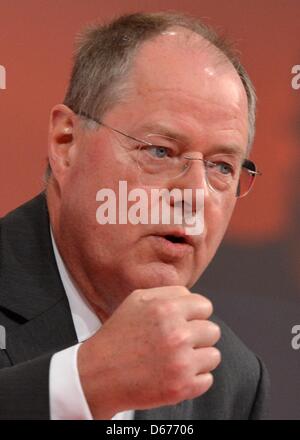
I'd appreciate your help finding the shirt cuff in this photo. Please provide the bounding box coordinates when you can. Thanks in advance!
[49,343,93,420]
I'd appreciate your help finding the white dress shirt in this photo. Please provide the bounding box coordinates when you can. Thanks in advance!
[49,229,135,420]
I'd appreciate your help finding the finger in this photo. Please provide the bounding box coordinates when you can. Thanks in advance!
[175,294,213,320]
[182,373,214,401]
[193,347,221,374]
[138,285,190,302]
[187,320,221,348]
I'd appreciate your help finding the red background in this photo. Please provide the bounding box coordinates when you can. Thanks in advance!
[0,0,299,419]
[1,0,299,243]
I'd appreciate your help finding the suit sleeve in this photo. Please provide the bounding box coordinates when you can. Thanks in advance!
[0,345,94,420]
[0,352,52,420]
[249,357,271,420]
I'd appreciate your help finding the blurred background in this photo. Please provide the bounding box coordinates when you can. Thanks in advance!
[0,0,299,419]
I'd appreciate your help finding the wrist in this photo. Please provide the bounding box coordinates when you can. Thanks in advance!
[77,337,120,419]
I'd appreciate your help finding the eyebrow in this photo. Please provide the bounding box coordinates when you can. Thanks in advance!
[139,122,191,145]
[139,122,246,158]
[209,145,246,159]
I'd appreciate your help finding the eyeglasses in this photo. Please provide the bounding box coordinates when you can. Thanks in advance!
[76,110,261,198]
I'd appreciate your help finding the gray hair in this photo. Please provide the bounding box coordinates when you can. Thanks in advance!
[45,12,256,182]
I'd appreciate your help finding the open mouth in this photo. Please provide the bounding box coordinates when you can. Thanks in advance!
[164,234,187,244]
[150,232,194,257]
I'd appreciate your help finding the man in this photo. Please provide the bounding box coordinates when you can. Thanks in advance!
[0,12,269,419]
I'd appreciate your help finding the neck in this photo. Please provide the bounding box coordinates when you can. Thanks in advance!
[46,181,115,323]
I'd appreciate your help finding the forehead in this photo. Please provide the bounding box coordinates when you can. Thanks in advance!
[101,28,249,157]
[127,28,248,121]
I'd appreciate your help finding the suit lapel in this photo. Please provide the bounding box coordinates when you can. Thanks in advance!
[6,297,78,364]
[0,192,78,363]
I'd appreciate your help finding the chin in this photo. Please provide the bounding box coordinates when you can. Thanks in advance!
[130,262,191,289]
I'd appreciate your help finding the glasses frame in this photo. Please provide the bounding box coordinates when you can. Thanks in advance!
[75,110,262,198]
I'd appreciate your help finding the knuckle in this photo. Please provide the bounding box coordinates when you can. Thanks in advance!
[151,300,178,320]
[148,301,165,319]
[167,356,189,377]
[164,329,189,350]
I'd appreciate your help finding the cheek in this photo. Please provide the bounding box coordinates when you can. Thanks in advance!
[67,142,121,209]
[206,194,236,245]
[65,157,144,241]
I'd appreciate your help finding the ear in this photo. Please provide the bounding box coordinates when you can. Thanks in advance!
[47,104,77,186]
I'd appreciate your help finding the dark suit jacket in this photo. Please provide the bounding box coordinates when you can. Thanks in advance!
[0,193,270,420]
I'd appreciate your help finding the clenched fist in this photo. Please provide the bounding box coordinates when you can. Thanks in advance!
[78,286,221,419]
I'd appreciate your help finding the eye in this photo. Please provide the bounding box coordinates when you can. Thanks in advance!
[145,146,171,159]
[209,161,235,176]
[218,162,234,175]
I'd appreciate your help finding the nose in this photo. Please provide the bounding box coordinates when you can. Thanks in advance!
[169,154,209,214]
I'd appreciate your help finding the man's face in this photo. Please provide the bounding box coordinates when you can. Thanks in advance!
[55,31,249,310]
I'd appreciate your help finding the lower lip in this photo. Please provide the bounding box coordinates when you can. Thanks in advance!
[149,235,193,260]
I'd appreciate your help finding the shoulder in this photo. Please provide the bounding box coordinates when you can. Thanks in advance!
[0,192,47,232]
[213,314,262,385]
[0,193,49,264]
